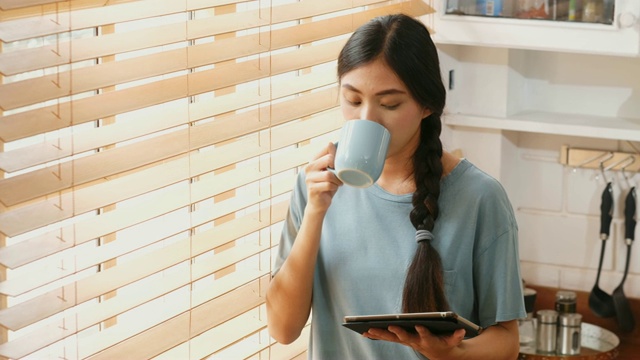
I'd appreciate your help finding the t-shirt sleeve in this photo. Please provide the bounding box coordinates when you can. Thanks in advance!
[473,181,526,327]
[272,171,307,277]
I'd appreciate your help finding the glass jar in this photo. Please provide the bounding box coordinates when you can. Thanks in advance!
[519,288,538,352]
[555,290,577,314]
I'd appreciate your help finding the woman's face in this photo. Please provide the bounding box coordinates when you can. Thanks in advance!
[339,58,431,159]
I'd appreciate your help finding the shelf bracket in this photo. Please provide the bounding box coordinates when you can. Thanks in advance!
[560,146,640,172]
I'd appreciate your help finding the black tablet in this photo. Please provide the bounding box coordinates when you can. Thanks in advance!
[342,311,483,338]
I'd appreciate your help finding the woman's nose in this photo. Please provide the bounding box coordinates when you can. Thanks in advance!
[359,105,379,122]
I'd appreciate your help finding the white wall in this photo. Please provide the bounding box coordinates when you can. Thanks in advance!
[440,45,640,299]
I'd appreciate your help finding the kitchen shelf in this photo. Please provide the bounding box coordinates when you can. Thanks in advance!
[431,1,640,57]
[444,111,640,142]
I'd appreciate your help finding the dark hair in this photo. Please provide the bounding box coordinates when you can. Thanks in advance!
[337,14,449,313]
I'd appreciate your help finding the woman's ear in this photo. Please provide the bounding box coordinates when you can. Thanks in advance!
[421,107,433,119]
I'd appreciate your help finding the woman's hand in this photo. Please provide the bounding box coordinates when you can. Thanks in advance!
[364,326,465,360]
[304,142,343,214]
[363,320,520,360]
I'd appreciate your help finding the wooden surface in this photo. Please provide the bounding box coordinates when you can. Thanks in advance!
[527,285,640,360]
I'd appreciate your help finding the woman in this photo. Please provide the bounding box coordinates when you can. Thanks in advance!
[266,13,525,359]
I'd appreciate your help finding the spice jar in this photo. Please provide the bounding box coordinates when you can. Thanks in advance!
[519,288,537,352]
[536,310,558,354]
[555,290,577,314]
[557,313,582,355]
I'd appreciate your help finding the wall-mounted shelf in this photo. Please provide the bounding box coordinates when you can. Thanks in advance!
[560,145,640,172]
[444,111,640,142]
[431,1,640,57]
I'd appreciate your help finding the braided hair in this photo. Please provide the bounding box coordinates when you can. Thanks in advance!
[337,14,449,313]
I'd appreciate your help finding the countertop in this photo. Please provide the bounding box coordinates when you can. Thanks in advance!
[527,284,640,360]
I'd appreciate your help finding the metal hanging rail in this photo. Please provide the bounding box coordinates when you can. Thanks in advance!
[560,145,640,172]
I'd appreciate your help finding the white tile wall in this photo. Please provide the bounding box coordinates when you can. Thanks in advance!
[448,130,640,299]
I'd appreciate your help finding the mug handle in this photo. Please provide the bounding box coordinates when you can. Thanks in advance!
[326,141,339,177]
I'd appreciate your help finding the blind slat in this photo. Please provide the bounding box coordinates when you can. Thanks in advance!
[191,276,269,347]
[0,1,436,358]
[271,108,343,150]
[0,204,275,333]
[0,80,337,209]
[0,57,270,143]
[0,227,74,269]
[0,6,266,76]
[271,0,385,24]
[188,310,266,359]
[86,312,191,360]
[0,1,142,18]
[0,75,187,142]
[0,179,273,297]
[0,0,190,43]
[0,133,266,241]
[0,313,78,359]
[0,47,188,111]
[0,0,431,76]
[0,0,64,11]
[0,22,187,76]
[0,284,75,332]
[86,276,268,360]
[270,0,432,50]
[0,42,341,172]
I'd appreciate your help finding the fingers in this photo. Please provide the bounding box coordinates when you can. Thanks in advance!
[307,142,337,172]
[364,325,465,359]
[414,326,465,346]
[305,145,342,188]
[304,142,342,212]
[363,327,403,343]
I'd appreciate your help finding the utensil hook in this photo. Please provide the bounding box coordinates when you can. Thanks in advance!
[603,155,635,187]
[596,152,615,183]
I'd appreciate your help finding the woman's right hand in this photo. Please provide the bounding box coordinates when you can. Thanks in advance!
[304,142,343,214]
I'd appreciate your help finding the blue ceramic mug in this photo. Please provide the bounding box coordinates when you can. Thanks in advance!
[330,119,391,188]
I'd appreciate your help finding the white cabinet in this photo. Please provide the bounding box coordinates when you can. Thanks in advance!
[432,0,640,56]
[427,0,640,143]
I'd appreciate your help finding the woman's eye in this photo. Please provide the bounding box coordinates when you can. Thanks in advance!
[382,104,399,110]
[347,99,361,106]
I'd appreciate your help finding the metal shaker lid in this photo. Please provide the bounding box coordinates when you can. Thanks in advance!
[558,313,582,326]
[537,309,558,323]
[555,290,577,301]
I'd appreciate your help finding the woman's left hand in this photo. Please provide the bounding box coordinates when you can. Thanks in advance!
[364,326,466,359]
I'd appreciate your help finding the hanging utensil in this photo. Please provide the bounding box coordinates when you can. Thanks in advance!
[589,182,616,318]
[612,184,636,332]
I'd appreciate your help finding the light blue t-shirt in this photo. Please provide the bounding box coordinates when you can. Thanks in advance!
[273,159,526,359]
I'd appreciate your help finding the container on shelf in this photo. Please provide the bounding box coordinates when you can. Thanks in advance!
[444,0,615,24]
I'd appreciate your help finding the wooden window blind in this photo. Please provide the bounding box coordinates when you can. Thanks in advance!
[0,0,434,359]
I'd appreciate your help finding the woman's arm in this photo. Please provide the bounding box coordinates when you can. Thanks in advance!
[265,207,324,344]
[365,319,520,360]
[266,143,342,344]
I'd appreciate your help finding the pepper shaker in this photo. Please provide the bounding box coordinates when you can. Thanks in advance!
[557,313,582,355]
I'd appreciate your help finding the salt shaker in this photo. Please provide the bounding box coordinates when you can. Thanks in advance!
[557,313,582,355]
[536,310,558,354]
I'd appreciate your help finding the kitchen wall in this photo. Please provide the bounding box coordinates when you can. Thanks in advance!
[439,45,640,300]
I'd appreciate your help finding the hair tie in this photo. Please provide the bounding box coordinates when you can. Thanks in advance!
[415,229,434,244]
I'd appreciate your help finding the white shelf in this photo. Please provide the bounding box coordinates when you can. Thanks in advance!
[444,111,640,142]
[431,1,640,57]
